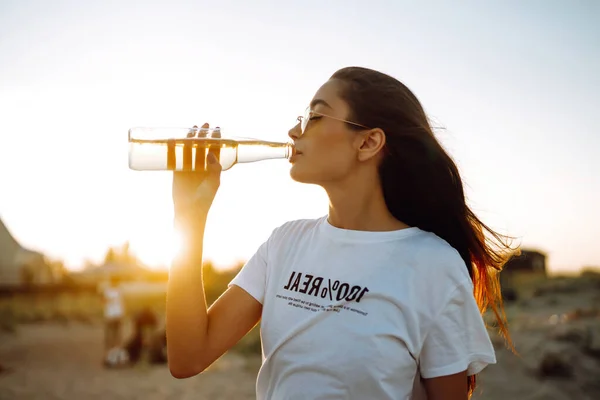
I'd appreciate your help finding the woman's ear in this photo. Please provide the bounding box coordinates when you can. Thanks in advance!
[357,128,386,162]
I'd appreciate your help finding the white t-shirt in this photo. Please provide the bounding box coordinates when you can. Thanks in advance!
[229,216,496,400]
[103,287,124,320]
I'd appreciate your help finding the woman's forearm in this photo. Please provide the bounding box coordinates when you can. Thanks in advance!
[166,216,210,378]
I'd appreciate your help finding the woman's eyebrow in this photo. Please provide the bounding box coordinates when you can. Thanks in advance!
[310,99,332,109]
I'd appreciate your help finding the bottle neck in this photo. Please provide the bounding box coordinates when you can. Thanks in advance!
[236,140,293,164]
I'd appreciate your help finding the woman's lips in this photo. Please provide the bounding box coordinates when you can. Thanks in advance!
[290,149,302,162]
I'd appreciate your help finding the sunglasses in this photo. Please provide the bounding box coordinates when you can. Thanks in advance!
[296,107,370,134]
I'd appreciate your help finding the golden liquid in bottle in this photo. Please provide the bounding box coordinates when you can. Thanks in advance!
[129,138,291,171]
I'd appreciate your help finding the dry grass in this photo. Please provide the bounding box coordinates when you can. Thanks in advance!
[0,292,101,332]
[0,286,262,356]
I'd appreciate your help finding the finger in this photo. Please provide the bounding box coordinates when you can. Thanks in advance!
[194,122,210,171]
[206,152,222,183]
[209,127,221,163]
[206,152,222,171]
[183,128,193,171]
[183,125,203,171]
[203,172,221,199]
[187,125,198,138]
[199,122,209,137]
[167,138,176,170]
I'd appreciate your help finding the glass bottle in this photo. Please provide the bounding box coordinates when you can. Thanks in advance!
[128,127,294,171]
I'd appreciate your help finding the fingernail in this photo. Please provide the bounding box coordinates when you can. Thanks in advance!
[207,152,217,164]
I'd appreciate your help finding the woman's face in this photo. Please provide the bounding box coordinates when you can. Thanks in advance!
[288,79,364,185]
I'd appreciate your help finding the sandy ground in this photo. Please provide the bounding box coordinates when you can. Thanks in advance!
[1,276,599,399]
[0,322,260,400]
[1,320,597,400]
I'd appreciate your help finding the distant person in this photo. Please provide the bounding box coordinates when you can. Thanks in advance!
[101,276,126,367]
[166,67,516,399]
[124,306,164,364]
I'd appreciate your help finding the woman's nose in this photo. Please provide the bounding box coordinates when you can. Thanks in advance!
[288,123,301,140]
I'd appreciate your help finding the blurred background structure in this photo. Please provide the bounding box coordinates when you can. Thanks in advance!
[0,217,54,287]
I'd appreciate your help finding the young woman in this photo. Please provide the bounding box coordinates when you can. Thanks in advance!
[166,66,514,399]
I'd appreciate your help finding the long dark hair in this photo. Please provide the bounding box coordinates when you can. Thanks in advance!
[331,66,516,397]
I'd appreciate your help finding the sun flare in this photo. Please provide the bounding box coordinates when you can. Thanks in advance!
[130,228,184,269]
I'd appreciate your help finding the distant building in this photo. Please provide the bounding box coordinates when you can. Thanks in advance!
[503,249,547,275]
[500,249,547,300]
[0,217,53,286]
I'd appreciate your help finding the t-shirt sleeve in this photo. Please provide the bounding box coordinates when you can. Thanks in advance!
[418,281,497,379]
[228,233,272,304]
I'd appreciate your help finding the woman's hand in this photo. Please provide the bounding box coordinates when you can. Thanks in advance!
[172,122,222,222]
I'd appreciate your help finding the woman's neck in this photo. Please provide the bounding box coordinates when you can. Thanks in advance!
[324,175,409,232]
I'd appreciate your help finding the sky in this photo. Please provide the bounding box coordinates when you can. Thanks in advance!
[0,0,598,274]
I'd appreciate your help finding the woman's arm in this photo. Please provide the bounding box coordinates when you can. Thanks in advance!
[166,126,263,378]
[167,226,262,378]
[423,370,468,400]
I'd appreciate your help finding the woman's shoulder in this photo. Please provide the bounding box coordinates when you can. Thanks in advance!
[405,230,472,286]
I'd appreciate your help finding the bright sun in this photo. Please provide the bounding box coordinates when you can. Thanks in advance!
[130,228,184,269]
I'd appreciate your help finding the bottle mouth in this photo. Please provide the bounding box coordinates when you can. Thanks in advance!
[287,142,296,159]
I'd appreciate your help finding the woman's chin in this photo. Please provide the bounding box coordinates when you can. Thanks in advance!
[289,164,315,184]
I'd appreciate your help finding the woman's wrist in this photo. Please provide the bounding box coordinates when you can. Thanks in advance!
[174,209,207,231]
